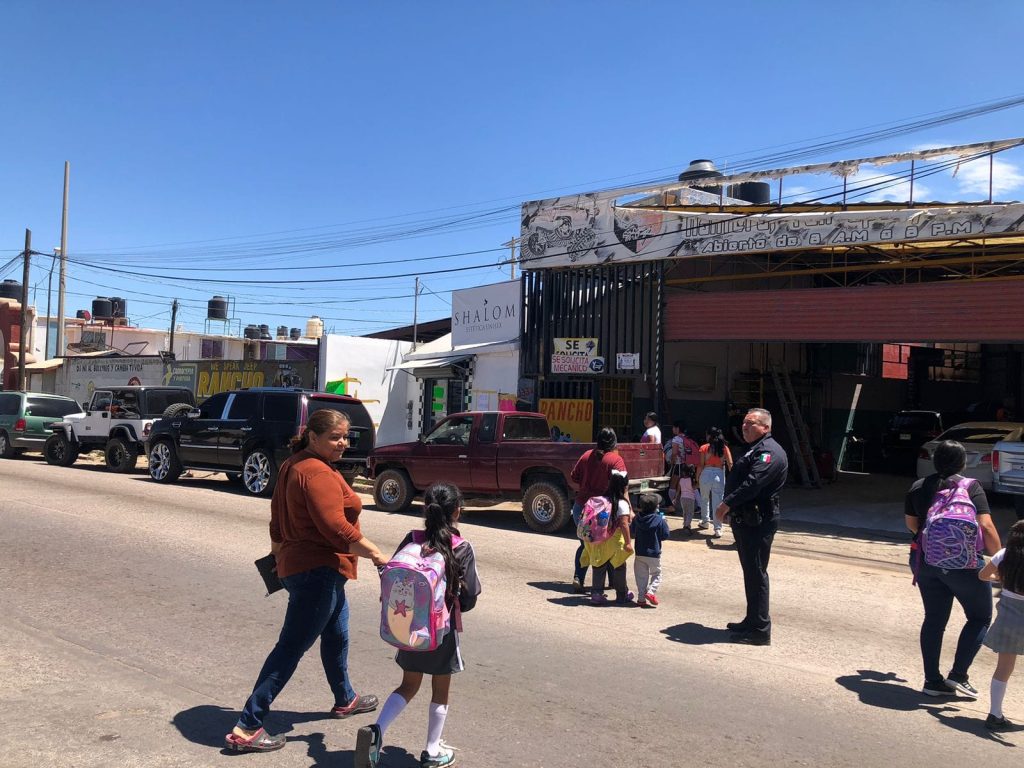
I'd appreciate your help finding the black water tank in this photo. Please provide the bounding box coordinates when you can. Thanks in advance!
[109,297,127,318]
[678,158,723,197]
[0,279,22,300]
[243,324,260,340]
[92,297,113,318]
[276,325,288,338]
[728,181,772,205]
[289,327,301,340]
[208,295,228,320]
[259,324,272,340]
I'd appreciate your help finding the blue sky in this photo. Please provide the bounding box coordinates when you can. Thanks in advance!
[3,1,1024,336]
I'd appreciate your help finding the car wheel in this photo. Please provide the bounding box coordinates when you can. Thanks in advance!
[522,480,570,533]
[373,468,414,513]
[243,449,278,496]
[162,402,194,419]
[0,430,16,459]
[105,437,139,473]
[44,433,79,467]
[148,440,182,483]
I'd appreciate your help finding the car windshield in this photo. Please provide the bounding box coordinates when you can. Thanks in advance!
[892,413,939,431]
[938,426,1014,445]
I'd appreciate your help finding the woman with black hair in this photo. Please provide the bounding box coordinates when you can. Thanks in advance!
[905,439,1001,699]
[568,427,627,592]
[357,482,481,768]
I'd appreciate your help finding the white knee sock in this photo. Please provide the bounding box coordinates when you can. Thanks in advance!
[990,679,1007,718]
[425,702,449,755]
[375,692,408,736]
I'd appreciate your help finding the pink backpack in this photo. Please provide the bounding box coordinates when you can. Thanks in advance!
[380,531,462,652]
[577,496,614,544]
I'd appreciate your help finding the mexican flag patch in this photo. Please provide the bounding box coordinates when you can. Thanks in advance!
[759,452,772,463]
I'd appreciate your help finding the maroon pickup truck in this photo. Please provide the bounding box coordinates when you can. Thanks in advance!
[369,411,668,533]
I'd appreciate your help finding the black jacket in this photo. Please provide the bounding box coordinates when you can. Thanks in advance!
[723,433,788,516]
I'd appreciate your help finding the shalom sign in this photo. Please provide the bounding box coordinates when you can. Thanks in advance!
[451,280,520,347]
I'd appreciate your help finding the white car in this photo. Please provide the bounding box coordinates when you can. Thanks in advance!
[916,422,1024,490]
[992,438,1024,496]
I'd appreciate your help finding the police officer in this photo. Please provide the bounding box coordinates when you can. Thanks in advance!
[714,407,788,646]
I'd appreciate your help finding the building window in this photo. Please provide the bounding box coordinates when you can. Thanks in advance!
[929,343,981,383]
[201,338,224,359]
[882,344,911,380]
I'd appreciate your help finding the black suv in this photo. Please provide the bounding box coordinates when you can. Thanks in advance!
[880,409,944,473]
[145,387,375,496]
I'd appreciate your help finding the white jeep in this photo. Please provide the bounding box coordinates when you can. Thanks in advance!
[45,386,195,472]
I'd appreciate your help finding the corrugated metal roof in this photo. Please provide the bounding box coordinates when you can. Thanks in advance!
[665,279,1024,342]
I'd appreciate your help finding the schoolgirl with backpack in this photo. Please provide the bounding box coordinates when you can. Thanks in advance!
[979,518,1024,731]
[905,440,1001,699]
[356,483,481,768]
[579,470,635,604]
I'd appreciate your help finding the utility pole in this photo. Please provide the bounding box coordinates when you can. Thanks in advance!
[18,230,31,390]
[502,237,518,280]
[56,161,69,357]
[412,276,420,350]
[168,299,179,358]
[44,248,58,360]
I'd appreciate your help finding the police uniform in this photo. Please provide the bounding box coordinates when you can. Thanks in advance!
[723,432,788,641]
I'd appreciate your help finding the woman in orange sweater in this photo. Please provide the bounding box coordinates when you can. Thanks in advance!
[226,409,389,753]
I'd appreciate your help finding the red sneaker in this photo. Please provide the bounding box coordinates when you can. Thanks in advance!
[646,593,659,606]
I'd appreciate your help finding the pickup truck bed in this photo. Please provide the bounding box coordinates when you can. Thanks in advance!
[369,411,668,533]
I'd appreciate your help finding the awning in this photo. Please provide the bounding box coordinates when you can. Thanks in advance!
[389,354,471,379]
[25,358,64,372]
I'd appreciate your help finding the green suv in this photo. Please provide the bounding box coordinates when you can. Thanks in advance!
[0,391,84,459]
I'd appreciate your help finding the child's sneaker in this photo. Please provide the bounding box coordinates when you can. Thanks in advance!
[986,714,1014,731]
[421,741,457,767]
[646,593,659,606]
[355,724,381,768]
[590,593,608,605]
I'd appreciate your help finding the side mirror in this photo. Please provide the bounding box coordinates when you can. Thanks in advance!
[82,402,89,410]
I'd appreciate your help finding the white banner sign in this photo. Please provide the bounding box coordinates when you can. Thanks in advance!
[520,196,1024,268]
[451,280,520,347]
[616,352,640,370]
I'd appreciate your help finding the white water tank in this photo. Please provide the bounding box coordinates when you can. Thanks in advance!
[305,315,324,338]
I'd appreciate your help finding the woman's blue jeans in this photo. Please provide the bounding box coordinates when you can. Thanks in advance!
[572,501,588,582]
[237,566,356,730]
[911,553,992,683]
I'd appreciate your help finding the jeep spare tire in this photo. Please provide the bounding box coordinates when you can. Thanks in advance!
[44,433,79,467]
[162,402,194,419]
[242,448,278,497]
[373,468,414,513]
[105,437,139,473]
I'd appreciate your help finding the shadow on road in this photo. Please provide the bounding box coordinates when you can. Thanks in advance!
[925,705,1020,745]
[527,580,577,595]
[661,622,731,645]
[834,670,924,711]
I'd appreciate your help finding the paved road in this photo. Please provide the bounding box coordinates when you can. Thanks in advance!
[1,457,1020,767]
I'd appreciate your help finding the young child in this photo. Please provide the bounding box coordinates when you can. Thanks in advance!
[979,519,1024,732]
[356,483,481,768]
[631,492,671,607]
[581,470,634,605]
[675,463,698,534]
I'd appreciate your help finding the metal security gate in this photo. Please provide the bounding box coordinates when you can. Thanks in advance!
[521,262,663,391]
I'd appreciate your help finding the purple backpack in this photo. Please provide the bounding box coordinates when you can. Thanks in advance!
[920,477,983,570]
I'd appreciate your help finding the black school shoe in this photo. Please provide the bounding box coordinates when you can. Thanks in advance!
[729,629,771,646]
[922,679,955,697]
[726,620,751,632]
[986,714,1014,732]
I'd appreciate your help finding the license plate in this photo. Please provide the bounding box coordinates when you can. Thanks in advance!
[900,433,911,441]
